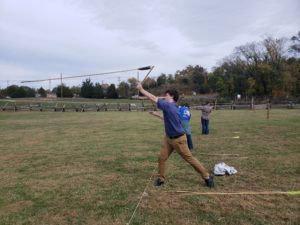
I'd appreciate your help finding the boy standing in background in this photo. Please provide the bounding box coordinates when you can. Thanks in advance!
[179,103,193,151]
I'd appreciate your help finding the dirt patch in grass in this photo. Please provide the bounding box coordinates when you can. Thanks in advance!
[123,161,155,170]
[0,200,32,216]
[98,155,117,162]
[34,163,97,177]
[0,171,19,187]
[24,179,61,192]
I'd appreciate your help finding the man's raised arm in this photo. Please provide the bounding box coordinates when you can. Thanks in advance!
[135,82,158,103]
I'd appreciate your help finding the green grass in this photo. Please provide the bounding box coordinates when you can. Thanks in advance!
[0,109,299,225]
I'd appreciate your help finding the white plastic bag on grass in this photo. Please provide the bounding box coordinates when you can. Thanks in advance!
[214,162,237,175]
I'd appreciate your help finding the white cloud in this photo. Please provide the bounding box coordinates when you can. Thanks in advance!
[0,0,299,88]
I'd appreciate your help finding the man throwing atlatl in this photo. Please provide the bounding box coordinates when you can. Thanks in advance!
[135,82,214,188]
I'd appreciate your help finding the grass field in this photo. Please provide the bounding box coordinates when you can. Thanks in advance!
[0,109,299,225]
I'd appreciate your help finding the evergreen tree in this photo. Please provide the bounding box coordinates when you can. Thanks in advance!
[93,83,104,98]
[106,84,118,98]
[38,87,47,97]
[81,78,94,98]
[56,85,73,97]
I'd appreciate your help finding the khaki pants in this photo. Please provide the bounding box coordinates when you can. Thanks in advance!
[158,135,209,181]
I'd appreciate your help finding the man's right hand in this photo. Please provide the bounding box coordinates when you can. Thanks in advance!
[135,82,143,91]
[134,82,158,103]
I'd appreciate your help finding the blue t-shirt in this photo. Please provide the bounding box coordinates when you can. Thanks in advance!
[157,99,184,137]
[179,106,191,135]
[179,106,191,121]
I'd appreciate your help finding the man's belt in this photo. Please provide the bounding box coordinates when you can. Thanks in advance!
[168,134,184,139]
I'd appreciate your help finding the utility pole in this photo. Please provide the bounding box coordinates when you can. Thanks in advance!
[60,73,63,98]
[267,99,270,119]
[137,71,139,96]
[49,80,51,94]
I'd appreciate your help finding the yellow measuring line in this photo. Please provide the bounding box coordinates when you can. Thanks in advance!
[170,190,300,196]
[288,191,300,195]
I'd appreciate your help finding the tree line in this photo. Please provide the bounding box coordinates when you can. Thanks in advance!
[1,31,299,100]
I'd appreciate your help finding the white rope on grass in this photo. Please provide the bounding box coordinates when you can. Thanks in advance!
[126,166,156,225]
[201,136,240,139]
[198,153,240,156]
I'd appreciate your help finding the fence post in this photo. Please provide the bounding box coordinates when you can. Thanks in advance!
[267,100,270,119]
[142,102,146,111]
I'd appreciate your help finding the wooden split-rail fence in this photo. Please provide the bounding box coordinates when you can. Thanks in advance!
[0,102,157,112]
[1,101,299,112]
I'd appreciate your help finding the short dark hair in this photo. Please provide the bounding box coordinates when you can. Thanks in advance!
[165,89,179,102]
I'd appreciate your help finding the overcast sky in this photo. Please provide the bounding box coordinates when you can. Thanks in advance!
[0,0,299,89]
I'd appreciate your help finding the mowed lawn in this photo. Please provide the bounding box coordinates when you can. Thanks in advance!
[0,109,299,225]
